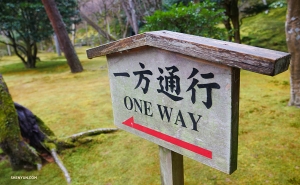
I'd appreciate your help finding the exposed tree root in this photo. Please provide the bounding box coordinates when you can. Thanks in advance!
[51,148,71,184]
[39,128,118,184]
[65,128,118,142]
[0,74,119,183]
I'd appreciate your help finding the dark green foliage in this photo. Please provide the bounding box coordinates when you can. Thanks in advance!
[0,0,80,68]
[142,1,227,40]
[269,1,287,8]
[241,3,269,16]
[163,0,191,7]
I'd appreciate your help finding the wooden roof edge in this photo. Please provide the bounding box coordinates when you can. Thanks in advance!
[86,33,147,59]
[273,55,291,76]
[86,31,291,76]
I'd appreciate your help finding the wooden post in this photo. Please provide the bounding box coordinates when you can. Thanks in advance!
[159,146,184,185]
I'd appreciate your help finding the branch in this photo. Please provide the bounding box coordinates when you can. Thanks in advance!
[50,149,71,184]
[65,128,118,142]
[121,1,134,31]
[79,11,116,41]
[0,40,13,46]
[5,32,27,65]
[17,45,27,55]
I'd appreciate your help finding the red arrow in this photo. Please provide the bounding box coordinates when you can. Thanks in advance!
[123,116,212,159]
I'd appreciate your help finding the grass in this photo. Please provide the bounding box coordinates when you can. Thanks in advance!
[1,49,300,185]
[240,7,287,52]
[1,9,300,184]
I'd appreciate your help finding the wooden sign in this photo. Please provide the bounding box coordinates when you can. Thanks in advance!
[106,47,238,174]
[87,31,290,175]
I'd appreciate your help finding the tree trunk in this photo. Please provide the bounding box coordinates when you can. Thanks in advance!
[0,75,42,170]
[53,34,62,56]
[223,4,233,42]
[222,0,241,43]
[26,42,38,68]
[1,33,11,56]
[286,0,300,108]
[128,0,139,35]
[121,1,139,35]
[41,0,83,73]
[230,0,241,43]
[6,42,11,56]
[71,23,76,45]
[79,12,116,42]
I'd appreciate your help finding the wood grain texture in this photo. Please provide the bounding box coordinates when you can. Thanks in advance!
[229,68,240,174]
[107,47,239,174]
[87,31,290,76]
[159,146,184,185]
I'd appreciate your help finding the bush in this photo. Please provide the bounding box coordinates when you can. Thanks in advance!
[240,3,269,16]
[269,0,287,9]
[142,1,227,40]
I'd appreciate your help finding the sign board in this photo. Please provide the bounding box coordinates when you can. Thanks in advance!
[107,47,239,174]
[87,31,290,175]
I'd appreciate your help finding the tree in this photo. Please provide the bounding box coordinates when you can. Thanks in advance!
[0,74,49,171]
[78,0,162,42]
[220,0,241,43]
[286,0,300,108]
[0,74,117,183]
[42,0,83,73]
[147,0,240,42]
[0,0,80,69]
[122,0,139,35]
[142,1,227,40]
[79,11,116,41]
[79,0,124,43]
[121,0,162,35]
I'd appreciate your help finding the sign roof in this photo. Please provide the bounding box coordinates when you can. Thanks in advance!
[87,30,290,76]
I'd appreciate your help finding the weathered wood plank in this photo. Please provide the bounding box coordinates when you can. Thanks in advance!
[229,68,240,174]
[107,47,239,174]
[86,30,290,76]
[159,146,184,185]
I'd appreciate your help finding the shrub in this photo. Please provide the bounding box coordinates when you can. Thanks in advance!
[142,1,227,40]
[269,1,287,9]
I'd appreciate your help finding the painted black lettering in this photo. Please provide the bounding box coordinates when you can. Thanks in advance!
[144,101,153,117]
[157,104,173,122]
[124,96,133,110]
[188,112,202,131]
[133,63,153,94]
[174,110,187,128]
[133,98,143,113]
[114,72,130,77]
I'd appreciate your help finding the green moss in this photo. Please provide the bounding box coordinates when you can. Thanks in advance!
[0,76,22,143]
[36,116,55,137]
[0,75,42,170]
[240,7,287,51]
[42,141,57,151]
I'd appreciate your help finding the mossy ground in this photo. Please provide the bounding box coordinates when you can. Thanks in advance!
[0,7,300,184]
[240,7,287,52]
